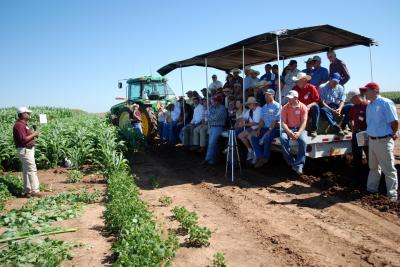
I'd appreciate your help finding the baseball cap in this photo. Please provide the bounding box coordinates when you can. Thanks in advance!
[359,82,380,91]
[264,88,276,95]
[312,56,321,62]
[286,90,299,99]
[330,72,341,83]
[289,60,297,65]
[17,107,32,114]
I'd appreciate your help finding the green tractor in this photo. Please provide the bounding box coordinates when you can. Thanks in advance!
[110,76,175,138]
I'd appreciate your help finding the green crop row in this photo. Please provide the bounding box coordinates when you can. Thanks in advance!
[381,91,400,104]
[171,206,211,247]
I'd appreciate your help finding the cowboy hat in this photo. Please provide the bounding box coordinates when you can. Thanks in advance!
[231,68,241,73]
[245,96,258,105]
[292,72,311,82]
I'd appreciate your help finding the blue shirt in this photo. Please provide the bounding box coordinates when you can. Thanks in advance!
[259,72,276,82]
[261,100,281,128]
[244,76,258,90]
[320,83,345,105]
[366,96,398,137]
[310,66,329,87]
[208,105,227,127]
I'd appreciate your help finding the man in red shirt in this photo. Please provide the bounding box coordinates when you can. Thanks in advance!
[349,92,369,170]
[280,90,308,175]
[292,72,320,137]
[13,107,41,197]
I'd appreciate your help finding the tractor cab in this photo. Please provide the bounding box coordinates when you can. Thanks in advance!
[111,76,175,138]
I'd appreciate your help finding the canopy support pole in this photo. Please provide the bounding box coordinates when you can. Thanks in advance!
[368,43,374,82]
[242,46,245,111]
[180,65,186,145]
[276,35,282,135]
[205,58,209,128]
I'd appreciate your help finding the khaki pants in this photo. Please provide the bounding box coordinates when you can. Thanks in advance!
[182,124,196,146]
[193,125,208,147]
[17,147,40,194]
[367,137,398,198]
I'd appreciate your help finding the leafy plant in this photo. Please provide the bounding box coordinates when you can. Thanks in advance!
[149,176,160,189]
[66,169,83,183]
[159,195,173,206]
[0,238,74,267]
[213,252,227,267]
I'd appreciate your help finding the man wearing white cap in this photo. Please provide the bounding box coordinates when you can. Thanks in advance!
[13,107,41,197]
[251,89,281,168]
[280,91,308,175]
[209,74,223,91]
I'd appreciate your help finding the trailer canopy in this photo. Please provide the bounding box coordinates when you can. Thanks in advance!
[157,24,376,76]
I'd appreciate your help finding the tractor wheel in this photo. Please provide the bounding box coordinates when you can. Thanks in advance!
[117,107,132,129]
[140,106,158,139]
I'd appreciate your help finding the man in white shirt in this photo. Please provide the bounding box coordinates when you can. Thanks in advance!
[182,97,204,147]
[237,96,262,162]
[209,74,223,91]
[167,101,181,145]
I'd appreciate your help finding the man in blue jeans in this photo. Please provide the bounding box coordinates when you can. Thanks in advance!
[251,89,281,168]
[203,95,227,165]
[280,90,308,175]
[319,73,352,136]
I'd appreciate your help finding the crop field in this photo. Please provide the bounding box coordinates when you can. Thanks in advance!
[1,106,400,266]
[381,91,400,104]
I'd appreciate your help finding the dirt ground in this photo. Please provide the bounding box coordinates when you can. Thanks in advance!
[3,168,112,267]
[133,144,400,267]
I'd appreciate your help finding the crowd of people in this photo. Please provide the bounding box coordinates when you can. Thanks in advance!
[133,51,398,201]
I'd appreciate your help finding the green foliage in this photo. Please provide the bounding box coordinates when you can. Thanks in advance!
[0,238,74,267]
[0,175,24,197]
[149,176,160,189]
[66,170,83,183]
[0,184,13,210]
[381,91,400,104]
[105,171,178,266]
[171,206,211,247]
[213,252,227,267]
[158,195,173,207]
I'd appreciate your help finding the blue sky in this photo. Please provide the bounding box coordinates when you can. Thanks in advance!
[1,0,399,112]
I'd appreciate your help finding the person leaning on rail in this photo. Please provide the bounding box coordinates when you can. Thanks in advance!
[363,82,399,202]
[13,107,43,198]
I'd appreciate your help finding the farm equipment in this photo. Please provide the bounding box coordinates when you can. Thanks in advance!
[110,76,175,138]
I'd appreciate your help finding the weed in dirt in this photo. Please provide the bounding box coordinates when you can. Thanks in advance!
[66,169,83,183]
[213,252,227,267]
[187,225,211,247]
[159,195,173,206]
[0,184,13,210]
[0,238,76,267]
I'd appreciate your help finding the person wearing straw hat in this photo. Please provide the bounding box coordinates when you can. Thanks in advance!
[203,95,227,165]
[319,73,350,136]
[251,89,281,168]
[293,72,320,137]
[238,96,262,162]
[280,91,308,175]
[363,82,398,202]
[310,55,329,88]
[13,107,42,198]
[302,58,314,76]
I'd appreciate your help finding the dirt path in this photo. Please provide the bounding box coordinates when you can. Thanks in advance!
[3,168,112,267]
[133,148,400,267]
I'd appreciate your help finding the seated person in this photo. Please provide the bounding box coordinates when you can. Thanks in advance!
[157,103,167,142]
[167,101,181,145]
[293,72,320,137]
[182,97,204,147]
[177,98,193,142]
[192,98,209,152]
[161,103,174,143]
[250,89,281,168]
[280,90,308,175]
[319,73,352,136]
[203,95,227,165]
[237,97,262,162]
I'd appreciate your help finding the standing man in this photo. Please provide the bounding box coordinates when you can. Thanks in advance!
[130,104,143,135]
[293,72,320,137]
[251,89,281,168]
[363,82,398,201]
[231,68,243,100]
[280,91,308,175]
[260,64,273,82]
[203,95,227,165]
[327,51,350,86]
[270,64,279,90]
[13,107,41,197]
[310,55,329,88]
[209,74,223,91]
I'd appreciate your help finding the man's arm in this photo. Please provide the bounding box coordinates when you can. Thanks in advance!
[339,62,350,85]
[391,120,399,140]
